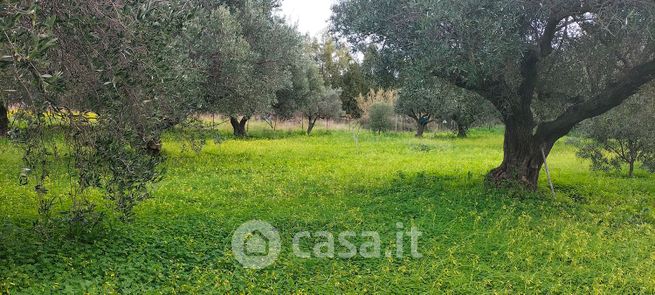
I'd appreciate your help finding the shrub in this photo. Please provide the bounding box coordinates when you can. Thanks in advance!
[368,102,394,134]
[575,90,655,177]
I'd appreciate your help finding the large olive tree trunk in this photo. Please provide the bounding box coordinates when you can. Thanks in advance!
[487,120,554,188]
[0,103,8,137]
[230,116,249,138]
[412,115,431,138]
[415,121,427,137]
[484,52,655,190]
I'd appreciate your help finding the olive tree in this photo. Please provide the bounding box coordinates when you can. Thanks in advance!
[396,78,442,137]
[274,53,341,135]
[0,70,14,137]
[333,0,655,189]
[310,36,371,117]
[198,1,302,137]
[575,89,655,177]
[396,71,495,137]
[304,88,343,135]
[299,63,342,135]
[368,102,394,134]
[0,63,10,136]
[1,0,203,227]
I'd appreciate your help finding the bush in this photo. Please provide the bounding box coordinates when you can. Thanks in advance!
[368,102,394,134]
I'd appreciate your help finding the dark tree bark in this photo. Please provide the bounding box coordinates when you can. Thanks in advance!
[307,116,318,135]
[450,114,469,138]
[415,121,427,137]
[230,116,249,138]
[456,124,468,138]
[0,103,8,137]
[412,114,431,137]
[486,118,555,189]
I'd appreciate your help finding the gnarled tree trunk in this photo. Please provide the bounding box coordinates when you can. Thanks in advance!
[487,120,554,189]
[230,116,249,138]
[0,103,8,137]
[412,115,431,137]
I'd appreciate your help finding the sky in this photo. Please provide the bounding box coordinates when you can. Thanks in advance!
[279,0,336,37]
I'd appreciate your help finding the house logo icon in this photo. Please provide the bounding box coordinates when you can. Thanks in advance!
[232,220,281,269]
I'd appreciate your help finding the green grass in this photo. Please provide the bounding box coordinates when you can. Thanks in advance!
[1,127,654,293]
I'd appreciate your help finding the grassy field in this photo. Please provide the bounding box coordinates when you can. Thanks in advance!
[1,126,654,293]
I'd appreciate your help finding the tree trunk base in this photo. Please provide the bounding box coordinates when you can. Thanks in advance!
[230,116,249,138]
[457,125,468,138]
[486,123,554,191]
[0,104,8,137]
[415,122,427,137]
[486,163,541,190]
[307,123,315,135]
[307,117,318,135]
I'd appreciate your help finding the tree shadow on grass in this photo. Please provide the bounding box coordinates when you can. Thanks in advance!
[347,170,598,228]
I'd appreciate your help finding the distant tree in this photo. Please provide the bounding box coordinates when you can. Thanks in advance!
[0,69,10,137]
[273,37,337,123]
[0,72,11,136]
[368,103,394,134]
[576,90,655,177]
[272,49,342,135]
[340,61,370,118]
[445,91,498,138]
[313,36,348,87]
[303,84,343,135]
[333,0,655,189]
[397,75,496,138]
[396,78,442,137]
[199,1,302,137]
[310,36,371,117]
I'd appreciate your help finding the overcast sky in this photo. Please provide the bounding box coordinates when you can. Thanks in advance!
[280,0,336,37]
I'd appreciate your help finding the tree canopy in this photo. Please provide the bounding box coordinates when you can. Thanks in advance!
[333,0,655,188]
[198,0,303,137]
[0,0,306,227]
[310,36,370,117]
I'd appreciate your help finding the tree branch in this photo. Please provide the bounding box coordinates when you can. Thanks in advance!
[536,59,655,142]
[538,17,560,58]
